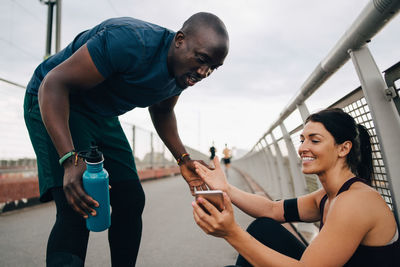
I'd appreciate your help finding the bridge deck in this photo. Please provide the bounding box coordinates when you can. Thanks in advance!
[0,167,253,267]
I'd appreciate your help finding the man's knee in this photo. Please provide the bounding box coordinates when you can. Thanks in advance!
[110,179,145,215]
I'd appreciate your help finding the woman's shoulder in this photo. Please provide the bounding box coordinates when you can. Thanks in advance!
[337,182,383,205]
[334,184,383,210]
[330,184,390,228]
[335,183,398,246]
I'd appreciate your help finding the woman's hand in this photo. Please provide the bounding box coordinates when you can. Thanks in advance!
[194,156,229,192]
[192,192,239,238]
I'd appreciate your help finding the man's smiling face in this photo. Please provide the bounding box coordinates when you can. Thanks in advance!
[168,28,229,89]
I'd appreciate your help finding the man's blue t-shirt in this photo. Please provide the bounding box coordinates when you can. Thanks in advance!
[26,17,183,117]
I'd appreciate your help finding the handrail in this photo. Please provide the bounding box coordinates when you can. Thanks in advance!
[254,0,400,149]
[236,0,400,221]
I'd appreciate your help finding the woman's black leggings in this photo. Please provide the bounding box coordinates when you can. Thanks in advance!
[46,179,145,267]
[234,217,306,267]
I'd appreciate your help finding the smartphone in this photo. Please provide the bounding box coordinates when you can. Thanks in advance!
[195,190,224,213]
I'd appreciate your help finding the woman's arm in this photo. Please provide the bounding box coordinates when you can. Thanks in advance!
[194,158,284,221]
[194,158,325,222]
[297,188,326,222]
[228,185,285,221]
[193,189,374,267]
[193,193,302,267]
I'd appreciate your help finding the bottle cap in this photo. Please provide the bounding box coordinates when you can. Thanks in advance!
[80,144,104,163]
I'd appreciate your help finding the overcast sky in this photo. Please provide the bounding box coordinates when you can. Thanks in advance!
[0,0,399,159]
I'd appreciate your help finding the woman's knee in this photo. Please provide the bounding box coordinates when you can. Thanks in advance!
[246,217,305,260]
[246,217,282,238]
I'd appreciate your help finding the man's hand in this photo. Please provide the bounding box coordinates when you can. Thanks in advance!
[194,156,229,192]
[62,158,99,218]
[180,159,211,195]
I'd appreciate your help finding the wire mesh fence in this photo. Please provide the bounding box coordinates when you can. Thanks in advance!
[335,89,394,210]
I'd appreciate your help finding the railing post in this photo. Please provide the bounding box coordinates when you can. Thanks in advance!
[297,103,310,125]
[271,132,293,198]
[55,0,62,53]
[266,142,282,199]
[261,138,281,199]
[257,142,273,192]
[350,45,400,221]
[43,0,56,59]
[249,151,261,183]
[253,143,271,192]
[280,123,308,196]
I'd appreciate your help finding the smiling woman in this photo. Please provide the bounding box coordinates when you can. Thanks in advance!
[192,108,399,267]
[301,108,373,183]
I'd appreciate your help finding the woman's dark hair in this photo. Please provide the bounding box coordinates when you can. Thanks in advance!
[305,108,373,184]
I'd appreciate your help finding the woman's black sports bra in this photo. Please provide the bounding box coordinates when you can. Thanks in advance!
[319,177,399,266]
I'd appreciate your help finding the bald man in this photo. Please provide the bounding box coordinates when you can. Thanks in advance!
[24,12,229,266]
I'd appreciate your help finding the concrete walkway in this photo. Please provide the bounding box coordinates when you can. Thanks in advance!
[0,167,253,267]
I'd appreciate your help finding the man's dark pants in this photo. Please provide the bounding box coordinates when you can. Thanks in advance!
[24,92,145,266]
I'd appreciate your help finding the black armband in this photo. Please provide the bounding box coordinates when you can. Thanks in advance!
[283,198,301,222]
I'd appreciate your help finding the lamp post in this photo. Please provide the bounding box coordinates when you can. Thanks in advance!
[39,0,61,59]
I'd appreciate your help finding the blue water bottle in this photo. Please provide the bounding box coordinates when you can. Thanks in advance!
[82,145,111,232]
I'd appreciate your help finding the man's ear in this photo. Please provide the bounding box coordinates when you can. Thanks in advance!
[174,31,185,48]
[338,141,352,158]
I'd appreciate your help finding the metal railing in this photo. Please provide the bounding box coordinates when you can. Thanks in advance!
[233,0,400,222]
[121,121,209,170]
